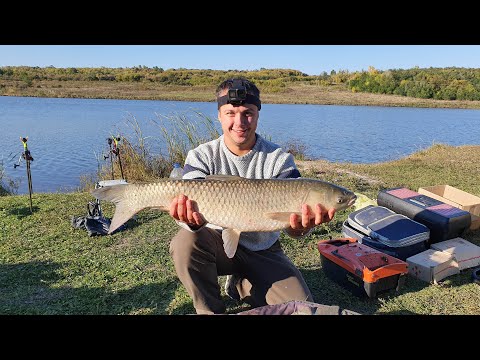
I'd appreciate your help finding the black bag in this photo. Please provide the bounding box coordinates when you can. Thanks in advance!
[71,201,125,236]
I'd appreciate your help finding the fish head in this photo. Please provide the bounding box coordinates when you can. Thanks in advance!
[304,179,357,211]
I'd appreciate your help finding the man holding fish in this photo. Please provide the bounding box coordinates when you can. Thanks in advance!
[168,78,356,314]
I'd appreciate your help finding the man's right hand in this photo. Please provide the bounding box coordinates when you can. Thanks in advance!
[169,194,205,229]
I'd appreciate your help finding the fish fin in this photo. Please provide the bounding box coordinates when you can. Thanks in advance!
[222,228,241,258]
[265,212,301,224]
[91,185,142,234]
[91,184,128,203]
[108,201,142,234]
[206,175,243,181]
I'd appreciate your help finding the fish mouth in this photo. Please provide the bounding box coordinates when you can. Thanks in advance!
[348,195,357,207]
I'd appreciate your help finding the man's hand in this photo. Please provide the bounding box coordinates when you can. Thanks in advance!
[286,204,336,237]
[169,194,205,229]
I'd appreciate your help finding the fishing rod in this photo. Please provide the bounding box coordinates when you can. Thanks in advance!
[111,136,125,181]
[103,137,115,179]
[14,137,34,213]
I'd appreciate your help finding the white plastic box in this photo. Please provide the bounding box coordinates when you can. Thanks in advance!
[406,249,459,284]
[430,237,480,271]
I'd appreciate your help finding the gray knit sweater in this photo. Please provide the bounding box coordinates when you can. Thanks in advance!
[179,134,301,251]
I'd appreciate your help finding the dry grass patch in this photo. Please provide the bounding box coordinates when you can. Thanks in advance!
[3,80,480,109]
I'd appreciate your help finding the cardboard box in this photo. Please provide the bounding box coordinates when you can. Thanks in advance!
[418,185,480,216]
[406,249,459,284]
[418,185,480,230]
[471,214,480,231]
[431,237,480,270]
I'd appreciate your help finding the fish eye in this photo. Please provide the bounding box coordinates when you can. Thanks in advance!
[337,198,344,203]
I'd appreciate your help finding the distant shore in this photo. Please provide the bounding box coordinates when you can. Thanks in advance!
[2,80,480,109]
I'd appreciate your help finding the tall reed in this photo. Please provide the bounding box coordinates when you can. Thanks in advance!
[152,110,220,166]
[81,110,220,191]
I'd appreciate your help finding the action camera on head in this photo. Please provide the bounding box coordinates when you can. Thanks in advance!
[217,79,261,111]
[227,88,247,104]
[227,80,247,105]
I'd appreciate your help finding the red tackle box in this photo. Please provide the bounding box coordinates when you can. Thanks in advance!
[318,238,408,298]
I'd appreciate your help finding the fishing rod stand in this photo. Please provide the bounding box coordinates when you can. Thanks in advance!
[105,136,126,181]
[14,137,34,213]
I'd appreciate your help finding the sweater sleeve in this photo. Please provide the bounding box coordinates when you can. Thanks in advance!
[182,149,210,179]
[275,152,301,179]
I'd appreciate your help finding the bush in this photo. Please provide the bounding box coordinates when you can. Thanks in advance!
[280,139,310,161]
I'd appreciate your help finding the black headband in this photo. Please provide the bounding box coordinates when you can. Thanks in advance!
[217,79,261,111]
[217,93,261,111]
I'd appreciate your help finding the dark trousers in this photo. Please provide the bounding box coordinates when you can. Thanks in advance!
[169,227,313,314]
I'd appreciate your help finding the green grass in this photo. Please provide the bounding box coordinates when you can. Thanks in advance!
[1,144,480,315]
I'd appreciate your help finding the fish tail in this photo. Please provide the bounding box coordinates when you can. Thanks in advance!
[91,185,141,234]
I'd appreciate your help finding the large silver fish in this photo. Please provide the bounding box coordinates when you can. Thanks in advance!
[91,175,356,258]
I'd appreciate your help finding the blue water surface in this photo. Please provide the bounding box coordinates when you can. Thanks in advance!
[1,96,478,194]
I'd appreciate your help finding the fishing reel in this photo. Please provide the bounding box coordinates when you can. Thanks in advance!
[103,135,126,181]
[14,136,34,168]
[104,136,121,159]
[22,150,34,161]
[111,136,121,156]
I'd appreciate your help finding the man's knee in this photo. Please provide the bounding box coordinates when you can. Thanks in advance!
[169,227,218,265]
[267,276,313,303]
[169,228,199,257]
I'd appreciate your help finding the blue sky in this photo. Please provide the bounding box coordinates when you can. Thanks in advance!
[0,45,479,76]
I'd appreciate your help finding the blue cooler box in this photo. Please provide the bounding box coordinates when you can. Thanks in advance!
[342,205,429,261]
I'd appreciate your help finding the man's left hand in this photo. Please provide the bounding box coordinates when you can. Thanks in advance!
[287,204,336,237]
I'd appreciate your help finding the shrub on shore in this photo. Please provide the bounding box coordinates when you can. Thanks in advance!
[80,111,221,191]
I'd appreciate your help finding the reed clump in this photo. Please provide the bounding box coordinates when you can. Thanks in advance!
[80,111,221,191]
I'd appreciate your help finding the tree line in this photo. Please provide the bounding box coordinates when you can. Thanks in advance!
[1,65,480,101]
[347,66,480,101]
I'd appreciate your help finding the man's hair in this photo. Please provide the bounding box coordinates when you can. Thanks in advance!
[215,77,261,99]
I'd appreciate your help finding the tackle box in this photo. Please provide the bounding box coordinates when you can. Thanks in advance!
[317,237,408,298]
[377,187,471,244]
[342,205,429,260]
[342,220,427,261]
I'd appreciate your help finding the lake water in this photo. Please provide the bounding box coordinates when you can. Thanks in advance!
[1,96,479,194]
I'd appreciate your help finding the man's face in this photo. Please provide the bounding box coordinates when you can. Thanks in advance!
[218,102,259,151]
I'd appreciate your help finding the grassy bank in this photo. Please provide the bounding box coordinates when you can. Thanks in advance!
[3,80,480,109]
[1,144,479,315]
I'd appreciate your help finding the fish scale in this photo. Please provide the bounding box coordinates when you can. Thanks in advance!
[92,175,356,258]
[92,176,357,257]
